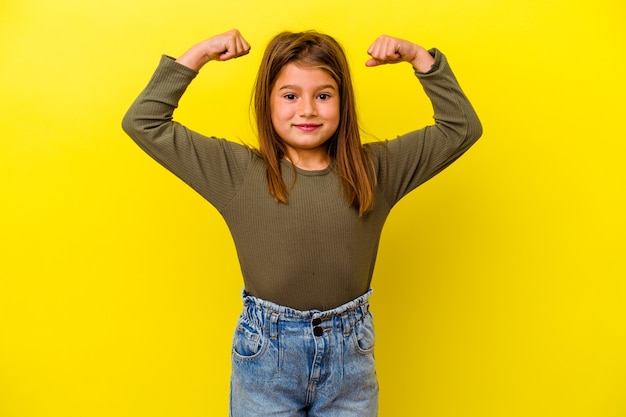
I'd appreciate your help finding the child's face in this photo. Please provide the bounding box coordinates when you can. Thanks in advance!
[270,63,340,163]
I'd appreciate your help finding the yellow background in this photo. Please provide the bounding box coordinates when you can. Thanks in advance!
[1,0,625,416]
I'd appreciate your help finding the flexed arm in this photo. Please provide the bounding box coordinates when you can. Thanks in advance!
[121,30,253,210]
[364,34,483,203]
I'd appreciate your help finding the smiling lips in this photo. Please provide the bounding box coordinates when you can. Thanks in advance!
[294,123,322,132]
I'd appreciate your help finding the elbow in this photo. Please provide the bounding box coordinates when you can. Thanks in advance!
[121,109,139,139]
[121,107,154,146]
[470,115,483,143]
[441,113,483,150]
[461,108,483,146]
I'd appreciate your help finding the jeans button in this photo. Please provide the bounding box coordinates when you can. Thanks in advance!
[313,326,323,337]
[312,318,322,326]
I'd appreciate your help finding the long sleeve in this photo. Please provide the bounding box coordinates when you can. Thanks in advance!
[121,50,482,310]
[121,55,252,211]
[368,48,483,206]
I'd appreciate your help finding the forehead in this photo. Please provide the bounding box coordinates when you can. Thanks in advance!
[273,63,337,90]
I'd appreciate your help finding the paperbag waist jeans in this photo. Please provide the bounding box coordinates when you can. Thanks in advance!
[230,289,378,417]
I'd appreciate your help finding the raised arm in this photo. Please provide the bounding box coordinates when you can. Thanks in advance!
[121,30,253,211]
[364,35,483,204]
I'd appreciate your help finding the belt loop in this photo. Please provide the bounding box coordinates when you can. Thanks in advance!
[341,311,352,337]
[361,303,369,320]
[270,312,279,340]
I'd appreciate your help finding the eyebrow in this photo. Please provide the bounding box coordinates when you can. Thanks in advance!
[278,84,337,91]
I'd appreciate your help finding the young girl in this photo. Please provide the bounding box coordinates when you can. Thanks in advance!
[123,29,481,417]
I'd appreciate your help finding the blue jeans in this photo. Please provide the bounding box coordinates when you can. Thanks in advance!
[230,290,378,417]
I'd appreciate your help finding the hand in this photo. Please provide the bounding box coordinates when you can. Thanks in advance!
[365,35,434,73]
[176,29,251,71]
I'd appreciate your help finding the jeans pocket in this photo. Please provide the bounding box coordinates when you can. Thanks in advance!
[352,313,376,355]
[232,317,267,361]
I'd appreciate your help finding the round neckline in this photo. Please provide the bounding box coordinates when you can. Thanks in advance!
[281,158,336,176]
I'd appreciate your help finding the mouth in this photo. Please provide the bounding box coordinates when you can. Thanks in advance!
[294,123,321,132]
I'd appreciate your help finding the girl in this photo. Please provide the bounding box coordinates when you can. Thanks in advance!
[123,29,481,417]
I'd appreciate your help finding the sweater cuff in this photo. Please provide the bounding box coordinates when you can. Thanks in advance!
[160,54,200,78]
[133,55,200,110]
[413,48,445,77]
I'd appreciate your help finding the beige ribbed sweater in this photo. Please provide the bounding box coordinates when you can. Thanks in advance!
[122,49,482,311]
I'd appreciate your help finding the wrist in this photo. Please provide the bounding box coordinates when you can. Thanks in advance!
[410,48,435,73]
[176,44,212,71]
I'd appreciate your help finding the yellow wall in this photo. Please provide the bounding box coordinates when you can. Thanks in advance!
[1,0,625,416]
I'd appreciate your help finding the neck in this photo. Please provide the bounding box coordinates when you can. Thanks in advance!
[285,150,330,170]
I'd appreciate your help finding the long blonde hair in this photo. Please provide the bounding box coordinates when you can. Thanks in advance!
[253,31,374,216]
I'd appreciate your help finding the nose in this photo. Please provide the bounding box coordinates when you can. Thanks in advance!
[298,98,317,117]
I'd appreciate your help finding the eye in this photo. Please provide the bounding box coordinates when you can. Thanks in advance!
[317,93,331,101]
[283,93,297,101]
